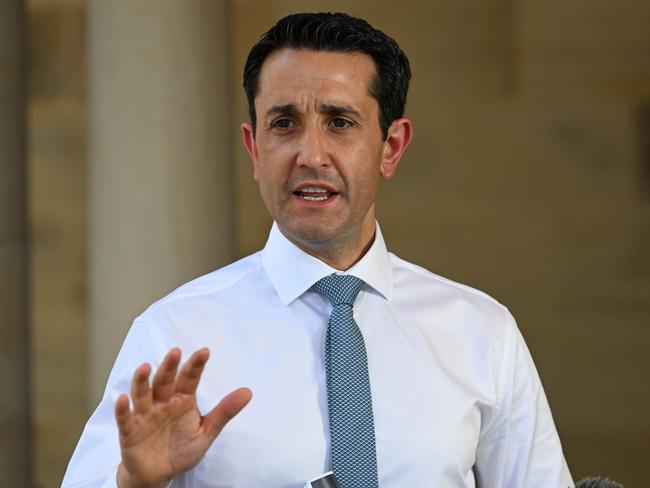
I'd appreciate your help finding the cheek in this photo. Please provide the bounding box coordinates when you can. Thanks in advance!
[256,159,291,205]
[255,145,279,178]
[350,147,383,188]
[257,141,295,176]
[257,166,279,196]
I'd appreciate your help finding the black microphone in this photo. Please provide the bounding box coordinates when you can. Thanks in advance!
[575,476,623,488]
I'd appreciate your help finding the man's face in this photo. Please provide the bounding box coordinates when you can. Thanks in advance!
[241,48,407,259]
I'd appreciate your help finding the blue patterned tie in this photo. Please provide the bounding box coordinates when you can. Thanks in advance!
[311,274,379,488]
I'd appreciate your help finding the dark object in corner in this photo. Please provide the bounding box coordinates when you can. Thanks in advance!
[576,476,623,488]
[309,472,339,488]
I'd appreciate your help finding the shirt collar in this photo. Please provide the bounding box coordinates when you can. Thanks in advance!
[262,221,394,306]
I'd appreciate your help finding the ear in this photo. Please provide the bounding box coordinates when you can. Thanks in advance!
[241,122,260,181]
[380,117,413,180]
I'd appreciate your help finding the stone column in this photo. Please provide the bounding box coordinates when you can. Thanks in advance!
[0,0,30,485]
[88,0,233,403]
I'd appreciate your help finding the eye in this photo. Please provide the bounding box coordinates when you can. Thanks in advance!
[330,118,353,129]
[271,118,296,130]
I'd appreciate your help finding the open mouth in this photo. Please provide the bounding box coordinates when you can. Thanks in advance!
[293,186,339,202]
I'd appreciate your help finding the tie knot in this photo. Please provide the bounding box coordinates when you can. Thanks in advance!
[311,274,366,306]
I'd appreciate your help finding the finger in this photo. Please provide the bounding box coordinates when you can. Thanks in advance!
[115,393,135,437]
[202,387,253,440]
[175,348,210,396]
[130,363,153,414]
[152,348,181,403]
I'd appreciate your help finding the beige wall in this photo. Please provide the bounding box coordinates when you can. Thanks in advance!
[0,0,30,485]
[21,0,650,486]
[27,1,88,487]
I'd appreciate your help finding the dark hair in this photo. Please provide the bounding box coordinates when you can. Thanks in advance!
[243,12,411,140]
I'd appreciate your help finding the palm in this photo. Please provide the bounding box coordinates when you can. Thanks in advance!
[115,348,251,488]
[121,393,205,480]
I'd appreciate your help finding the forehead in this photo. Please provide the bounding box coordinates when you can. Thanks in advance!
[256,48,377,110]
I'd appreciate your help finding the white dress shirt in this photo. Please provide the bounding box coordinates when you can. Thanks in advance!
[63,222,574,487]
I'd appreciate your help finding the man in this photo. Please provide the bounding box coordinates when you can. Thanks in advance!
[63,12,574,488]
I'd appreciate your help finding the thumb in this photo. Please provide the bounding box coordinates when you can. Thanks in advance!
[202,387,252,440]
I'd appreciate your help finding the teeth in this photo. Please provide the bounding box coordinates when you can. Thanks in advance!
[295,186,335,202]
[300,187,329,193]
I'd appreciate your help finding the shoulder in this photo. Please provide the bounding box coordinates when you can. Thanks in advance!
[390,253,510,310]
[389,252,517,335]
[138,251,264,321]
[388,253,523,422]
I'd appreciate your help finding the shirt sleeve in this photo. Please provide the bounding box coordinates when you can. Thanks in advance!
[61,318,164,488]
[474,316,574,488]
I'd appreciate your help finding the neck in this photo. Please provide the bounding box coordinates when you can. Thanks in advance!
[279,222,376,271]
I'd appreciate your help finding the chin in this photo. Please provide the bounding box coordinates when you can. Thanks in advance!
[282,220,345,247]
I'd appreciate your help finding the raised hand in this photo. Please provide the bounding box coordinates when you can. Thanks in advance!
[114,348,252,488]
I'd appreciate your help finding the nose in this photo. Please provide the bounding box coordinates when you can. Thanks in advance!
[295,126,330,169]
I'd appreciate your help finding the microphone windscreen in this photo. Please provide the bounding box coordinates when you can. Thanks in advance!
[575,476,623,488]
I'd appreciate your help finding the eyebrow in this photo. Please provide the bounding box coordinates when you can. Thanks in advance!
[265,104,298,117]
[320,103,362,118]
[264,103,362,119]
